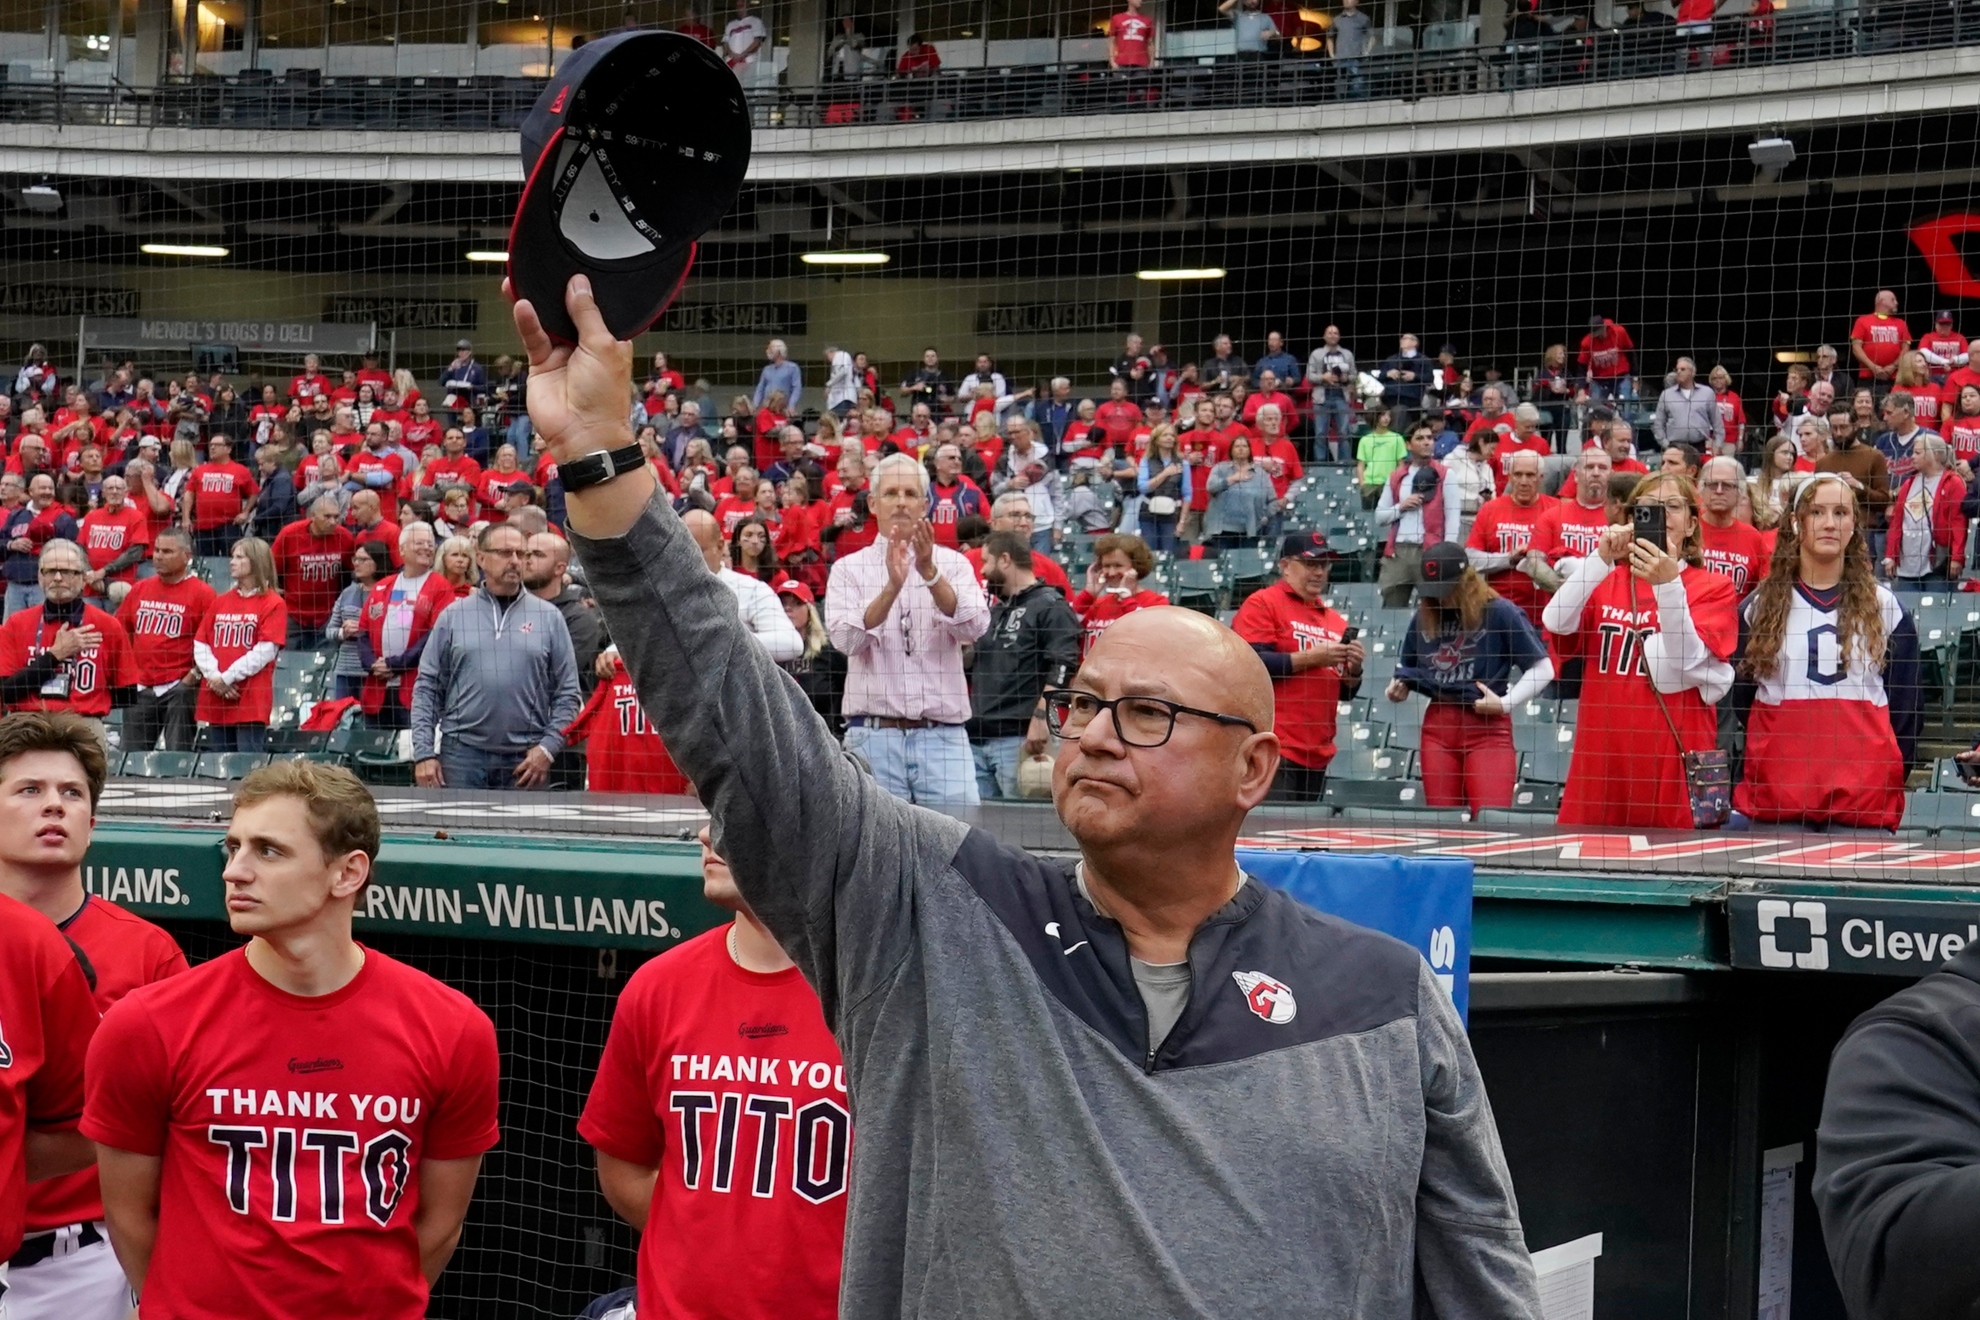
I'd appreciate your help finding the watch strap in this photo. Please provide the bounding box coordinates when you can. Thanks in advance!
[559,442,647,493]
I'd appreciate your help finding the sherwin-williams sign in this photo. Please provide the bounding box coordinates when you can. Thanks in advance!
[83,823,722,951]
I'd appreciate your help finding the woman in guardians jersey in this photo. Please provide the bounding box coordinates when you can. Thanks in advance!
[1732,475,1919,830]
[1543,472,1739,829]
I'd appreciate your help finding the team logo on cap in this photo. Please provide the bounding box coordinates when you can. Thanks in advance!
[1232,970,1297,1024]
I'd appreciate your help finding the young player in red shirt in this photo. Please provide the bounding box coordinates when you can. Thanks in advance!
[272,499,358,633]
[181,436,259,558]
[0,539,137,724]
[1696,456,1772,598]
[1107,0,1153,66]
[115,528,216,754]
[1230,533,1364,801]
[77,475,150,605]
[1466,451,1558,626]
[1850,289,1912,383]
[581,824,847,1320]
[1069,535,1169,657]
[1542,472,1738,829]
[0,713,185,1319]
[85,763,500,1319]
[0,888,99,1279]
[193,537,289,753]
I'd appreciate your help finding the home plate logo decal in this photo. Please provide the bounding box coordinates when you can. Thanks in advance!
[1232,970,1297,1024]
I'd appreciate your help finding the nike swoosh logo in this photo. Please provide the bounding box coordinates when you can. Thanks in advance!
[1044,922,1090,956]
[1061,941,1090,956]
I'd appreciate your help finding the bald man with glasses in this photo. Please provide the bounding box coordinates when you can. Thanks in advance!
[513,274,1540,1319]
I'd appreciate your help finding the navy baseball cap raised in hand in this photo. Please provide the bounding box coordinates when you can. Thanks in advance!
[508,30,752,344]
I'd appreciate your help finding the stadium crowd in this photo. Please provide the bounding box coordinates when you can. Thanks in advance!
[0,284,1969,825]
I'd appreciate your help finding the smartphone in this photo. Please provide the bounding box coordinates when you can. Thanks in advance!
[1340,626,1360,645]
[1632,503,1667,553]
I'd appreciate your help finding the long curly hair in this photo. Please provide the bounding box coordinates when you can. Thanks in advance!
[1740,474,1885,678]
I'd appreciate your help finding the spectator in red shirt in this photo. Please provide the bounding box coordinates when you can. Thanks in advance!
[1252,404,1304,500]
[1605,419,1649,475]
[192,537,287,752]
[965,493,1073,593]
[287,352,330,404]
[1921,310,1971,383]
[1578,315,1636,402]
[897,31,941,73]
[1240,369,1297,430]
[1708,364,1747,454]
[1490,404,1553,480]
[78,473,150,606]
[272,497,358,633]
[181,435,258,558]
[927,444,988,548]
[1462,385,1516,449]
[1851,289,1912,390]
[0,539,138,728]
[1109,0,1154,67]
[477,444,531,523]
[1071,533,1168,656]
[1231,534,1365,801]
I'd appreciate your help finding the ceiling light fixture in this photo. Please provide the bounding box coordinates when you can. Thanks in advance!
[800,251,890,266]
[465,249,510,262]
[141,243,229,257]
[1136,267,1225,281]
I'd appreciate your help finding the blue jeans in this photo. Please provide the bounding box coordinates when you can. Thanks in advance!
[1316,394,1352,461]
[1586,376,1636,404]
[440,743,526,789]
[843,722,979,806]
[204,723,266,753]
[1141,513,1179,553]
[505,414,533,453]
[1029,529,1054,555]
[972,736,1025,800]
[1893,570,1953,592]
[1336,58,1367,99]
[2,581,41,619]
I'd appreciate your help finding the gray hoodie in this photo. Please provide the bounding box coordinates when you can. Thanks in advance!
[572,492,1542,1319]
[409,588,580,761]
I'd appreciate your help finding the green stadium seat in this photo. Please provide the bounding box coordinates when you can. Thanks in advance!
[1489,782,1563,815]
[1325,778,1443,811]
[196,752,270,780]
[125,751,197,779]
[101,750,125,776]
[267,727,331,753]
[1329,744,1412,780]
[1169,561,1226,615]
[1221,547,1277,603]
[1901,790,1980,833]
[1934,758,1980,793]
[1519,745,1574,787]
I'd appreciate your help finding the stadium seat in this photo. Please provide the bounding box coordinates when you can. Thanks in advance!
[101,750,125,776]
[1900,791,1980,834]
[1519,746,1574,786]
[1512,715,1576,755]
[1491,782,1564,815]
[196,752,270,780]
[1221,547,1277,603]
[125,751,197,779]
[1324,778,1443,811]
[1329,744,1412,780]
[1340,720,1389,751]
[1934,758,1980,793]
[267,727,332,753]
[1169,561,1226,615]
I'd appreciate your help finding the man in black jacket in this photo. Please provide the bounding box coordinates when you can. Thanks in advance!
[1815,939,1980,1317]
[968,531,1081,799]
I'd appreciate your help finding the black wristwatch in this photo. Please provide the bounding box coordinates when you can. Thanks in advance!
[558,442,647,493]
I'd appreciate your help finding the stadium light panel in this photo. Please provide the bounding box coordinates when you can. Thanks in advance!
[1136,267,1226,281]
[801,251,891,266]
[140,243,228,257]
[465,249,510,262]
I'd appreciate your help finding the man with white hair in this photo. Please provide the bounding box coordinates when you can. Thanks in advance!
[1462,384,1515,448]
[990,421,1061,553]
[1466,449,1557,625]
[1604,418,1649,475]
[966,492,1072,593]
[1697,455,1770,597]
[1653,357,1724,449]
[662,399,702,470]
[753,338,802,411]
[824,452,990,805]
[0,538,136,737]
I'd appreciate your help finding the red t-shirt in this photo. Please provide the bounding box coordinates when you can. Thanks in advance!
[1491,434,1552,480]
[79,504,151,584]
[272,520,358,628]
[578,927,847,1320]
[82,947,500,1319]
[117,573,217,687]
[1906,383,1947,430]
[29,897,187,1231]
[927,479,986,547]
[1231,581,1351,770]
[288,372,330,403]
[1258,438,1304,498]
[1529,499,1611,564]
[0,893,99,1260]
[194,588,288,725]
[0,604,136,716]
[1578,324,1634,380]
[1071,588,1169,656]
[1463,412,1517,448]
[1699,518,1772,598]
[427,455,483,494]
[1947,413,1980,463]
[1851,312,1911,376]
[1059,421,1102,462]
[1109,9,1154,64]
[346,451,407,523]
[1921,330,1969,376]
[1467,493,1559,624]
[477,470,530,521]
[403,419,442,452]
[714,496,757,539]
[826,493,881,560]
[1715,389,1747,442]
[188,461,259,530]
[564,665,692,794]
[1556,565,1738,829]
[1094,399,1145,450]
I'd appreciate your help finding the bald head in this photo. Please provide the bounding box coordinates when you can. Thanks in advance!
[1055,607,1279,869]
[682,509,724,572]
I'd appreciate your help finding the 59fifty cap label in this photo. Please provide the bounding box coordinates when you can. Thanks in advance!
[552,141,662,261]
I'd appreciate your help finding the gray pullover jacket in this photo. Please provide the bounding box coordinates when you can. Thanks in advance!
[573,492,1542,1319]
[409,588,580,761]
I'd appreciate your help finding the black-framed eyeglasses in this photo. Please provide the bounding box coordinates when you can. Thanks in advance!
[1042,689,1257,749]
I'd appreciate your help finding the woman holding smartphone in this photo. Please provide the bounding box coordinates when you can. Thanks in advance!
[1732,474,1918,830]
[1542,471,1739,828]
[1386,542,1552,812]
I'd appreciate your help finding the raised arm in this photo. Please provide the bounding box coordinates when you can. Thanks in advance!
[519,276,963,1024]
